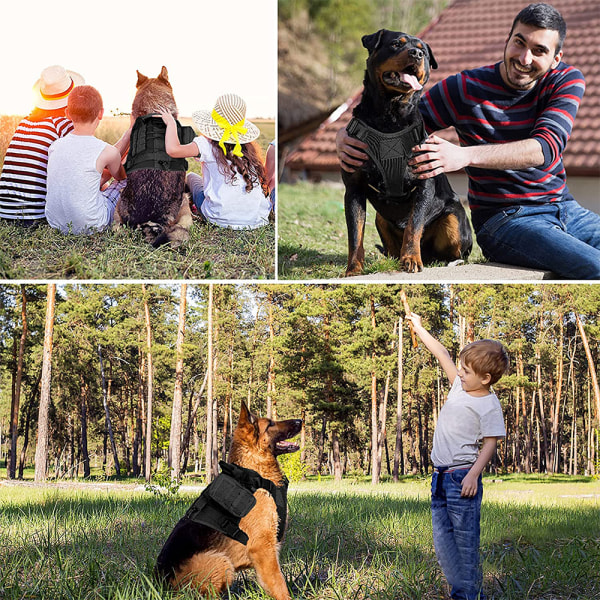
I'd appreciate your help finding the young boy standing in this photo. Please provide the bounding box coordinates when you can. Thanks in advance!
[45,85,131,234]
[406,313,509,600]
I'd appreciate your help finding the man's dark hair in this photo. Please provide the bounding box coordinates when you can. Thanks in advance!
[510,3,567,52]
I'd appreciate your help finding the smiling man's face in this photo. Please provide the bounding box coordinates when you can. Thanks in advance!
[501,22,562,90]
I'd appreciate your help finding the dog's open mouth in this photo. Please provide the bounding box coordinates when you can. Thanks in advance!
[276,440,300,455]
[382,66,423,92]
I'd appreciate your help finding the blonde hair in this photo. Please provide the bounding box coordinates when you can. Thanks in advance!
[459,340,509,384]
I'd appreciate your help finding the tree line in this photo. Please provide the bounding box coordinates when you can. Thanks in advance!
[0,283,598,483]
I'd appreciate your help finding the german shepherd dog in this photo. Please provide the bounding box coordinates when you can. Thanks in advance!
[342,30,472,274]
[114,66,193,247]
[156,402,302,599]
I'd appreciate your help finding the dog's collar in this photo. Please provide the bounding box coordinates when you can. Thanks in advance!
[346,116,425,199]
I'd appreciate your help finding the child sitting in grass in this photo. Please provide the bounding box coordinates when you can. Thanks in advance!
[45,85,131,234]
[158,93,271,230]
[406,312,509,600]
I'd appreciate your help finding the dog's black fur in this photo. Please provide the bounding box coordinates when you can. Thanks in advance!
[342,29,472,275]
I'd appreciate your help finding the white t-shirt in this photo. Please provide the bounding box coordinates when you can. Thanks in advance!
[45,134,112,234]
[192,136,270,230]
[431,377,506,467]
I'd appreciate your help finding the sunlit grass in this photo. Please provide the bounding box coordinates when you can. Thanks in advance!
[1,476,598,599]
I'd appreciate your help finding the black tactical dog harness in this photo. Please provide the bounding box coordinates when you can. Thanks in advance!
[183,460,288,545]
[124,115,196,174]
[346,116,425,199]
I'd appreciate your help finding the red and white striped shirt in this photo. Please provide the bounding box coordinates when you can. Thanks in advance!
[0,115,74,220]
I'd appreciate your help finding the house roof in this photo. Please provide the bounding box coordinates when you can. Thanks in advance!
[285,0,600,177]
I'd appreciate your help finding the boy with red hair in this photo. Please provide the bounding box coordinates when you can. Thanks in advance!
[45,85,131,234]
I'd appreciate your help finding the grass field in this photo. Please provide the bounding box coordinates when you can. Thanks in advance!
[278,182,484,280]
[0,116,275,280]
[1,475,598,599]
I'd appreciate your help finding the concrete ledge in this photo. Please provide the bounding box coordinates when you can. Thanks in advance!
[347,261,557,281]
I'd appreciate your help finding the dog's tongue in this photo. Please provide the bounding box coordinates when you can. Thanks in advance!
[400,72,422,91]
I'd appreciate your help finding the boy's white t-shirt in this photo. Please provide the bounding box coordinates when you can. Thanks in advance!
[431,376,506,467]
[45,134,112,234]
[192,136,270,230]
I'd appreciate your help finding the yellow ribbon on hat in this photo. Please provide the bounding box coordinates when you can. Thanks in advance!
[211,109,247,158]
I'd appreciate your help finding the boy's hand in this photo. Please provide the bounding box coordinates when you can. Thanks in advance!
[157,106,176,127]
[461,471,479,497]
[405,312,423,329]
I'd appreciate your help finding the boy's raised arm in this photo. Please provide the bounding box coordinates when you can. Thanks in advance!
[405,313,458,383]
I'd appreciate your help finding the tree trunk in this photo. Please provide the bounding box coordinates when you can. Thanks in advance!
[34,284,56,483]
[550,313,564,473]
[266,292,276,419]
[370,295,379,485]
[575,312,600,427]
[393,318,404,481]
[80,378,90,478]
[206,284,216,483]
[182,371,208,471]
[18,372,40,479]
[8,285,27,479]
[169,284,187,481]
[143,284,154,482]
[98,345,121,477]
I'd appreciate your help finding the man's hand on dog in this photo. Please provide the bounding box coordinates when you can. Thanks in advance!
[336,127,369,173]
[410,134,469,178]
[337,127,470,178]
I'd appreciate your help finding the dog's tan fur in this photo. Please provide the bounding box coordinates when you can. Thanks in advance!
[158,403,301,600]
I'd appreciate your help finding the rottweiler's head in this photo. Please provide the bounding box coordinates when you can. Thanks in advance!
[362,30,437,101]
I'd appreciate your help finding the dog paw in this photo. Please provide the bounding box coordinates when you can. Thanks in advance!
[402,256,423,273]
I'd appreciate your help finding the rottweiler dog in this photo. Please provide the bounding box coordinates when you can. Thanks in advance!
[342,29,472,275]
[155,402,302,600]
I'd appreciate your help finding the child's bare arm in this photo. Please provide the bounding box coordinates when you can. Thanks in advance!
[157,107,199,158]
[461,437,499,497]
[405,313,458,383]
[98,145,126,184]
[113,120,133,159]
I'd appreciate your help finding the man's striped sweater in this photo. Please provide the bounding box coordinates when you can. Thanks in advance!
[419,61,585,222]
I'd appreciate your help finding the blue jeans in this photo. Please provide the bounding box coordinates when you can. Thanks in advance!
[473,200,600,279]
[186,172,205,211]
[431,468,484,600]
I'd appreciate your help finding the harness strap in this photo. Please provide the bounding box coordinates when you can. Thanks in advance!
[183,461,289,545]
[125,115,196,174]
[346,116,425,200]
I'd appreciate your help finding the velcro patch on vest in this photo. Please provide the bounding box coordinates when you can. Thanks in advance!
[205,473,257,517]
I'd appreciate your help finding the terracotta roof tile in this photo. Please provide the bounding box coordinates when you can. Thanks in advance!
[286,0,600,177]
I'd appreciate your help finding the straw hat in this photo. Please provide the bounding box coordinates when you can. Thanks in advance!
[33,65,85,110]
[192,93,260,157]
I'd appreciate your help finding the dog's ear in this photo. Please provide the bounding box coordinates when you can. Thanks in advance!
[362,30,386,54]
[158,66,169,83]
[136,71,148,88]
[425,43,438,69]
[239,401,257,427]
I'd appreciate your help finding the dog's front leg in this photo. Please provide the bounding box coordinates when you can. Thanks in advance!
[248,544,290,600]
[400,185,432,272]
[343,173,368,276]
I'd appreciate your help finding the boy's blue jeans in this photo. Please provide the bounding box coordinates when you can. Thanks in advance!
[431,468,484,600]
[473,200,600,280]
